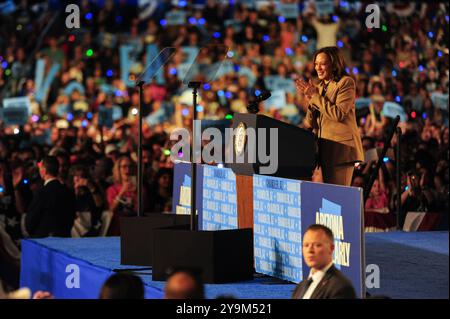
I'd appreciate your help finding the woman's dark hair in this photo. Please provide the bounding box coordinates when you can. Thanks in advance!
[156,168,173,182]
[313,46,349,82]
[99,273,144,299]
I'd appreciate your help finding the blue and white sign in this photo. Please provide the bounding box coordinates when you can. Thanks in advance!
[301,181,364,298]
[166,10,186,26]
[355,97,371,109]
[264,76,295,93]
[315,0,334,16]
[0,106,28,126]
[277,3,299,19]
[172,162,204,217]
[430,92,449,111]
[253,175,302,283]
[98,105,113,128]
[238,66,256,87]
[34,59,60,103]
[171,163,364,297]
[383,101,406,122]
[202,166,238,231]
[264,90,286,110]
[2,96,31,115]
[64,81,85,96]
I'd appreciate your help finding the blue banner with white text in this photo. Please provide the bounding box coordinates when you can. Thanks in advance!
[301,181,365,298]
[253,175,302,283]
[201,165,238,231]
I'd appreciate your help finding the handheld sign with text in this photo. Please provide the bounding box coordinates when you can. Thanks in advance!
[98,105,113,128]
[2,96,31,115]
[382,101,406,122]
[0,107,28,126]
[277,3,299,19]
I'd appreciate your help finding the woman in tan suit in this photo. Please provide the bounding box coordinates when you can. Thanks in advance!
[296,46,364,186]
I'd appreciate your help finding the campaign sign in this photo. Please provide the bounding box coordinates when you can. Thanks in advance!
[98,32,117,49]
[34,59,60,103]
[0,0,16,14]
[383,101,406,122]
[100,84,116,95]
[172,162,204,219]
[273,78,296,94]
[315,0,334,16]
[431,92,449,111]
[0,106,28,126]
[172,164,364,294]
[166,10,186,26]
[264,76,295,94]
[355,97,371,109]
[120,45,136,87]
[201,165,238,231]
[264,90,286,110]
[253,175,302,283]
[64,81,85,96]
[98,105,113,128]
[264,75,278,91]
[238,66,256,87]
[112,105,123,121]
[146,44,166,85]
[2,96,31,115]
[239,0,256,9]
[300,181,365,298]
[277,3,299,19]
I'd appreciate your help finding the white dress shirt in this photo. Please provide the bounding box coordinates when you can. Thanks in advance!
[302,262,334,299]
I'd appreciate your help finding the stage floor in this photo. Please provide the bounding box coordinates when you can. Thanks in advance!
[20,231,448,299]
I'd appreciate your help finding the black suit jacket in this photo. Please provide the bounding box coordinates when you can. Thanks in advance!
[25,180,76,238]
[292,265,357,299]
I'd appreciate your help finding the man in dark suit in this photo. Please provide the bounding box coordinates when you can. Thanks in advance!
[292,224,356,299]
[25,156,76,238]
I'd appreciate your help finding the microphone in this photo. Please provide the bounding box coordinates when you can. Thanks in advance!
[255,90,271,102]
[247,90,271,114]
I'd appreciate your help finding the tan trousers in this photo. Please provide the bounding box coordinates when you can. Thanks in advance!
[313,164,355,186]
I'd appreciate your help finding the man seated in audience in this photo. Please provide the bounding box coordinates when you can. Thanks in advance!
[99,273,144,299]
[164,268,205,299]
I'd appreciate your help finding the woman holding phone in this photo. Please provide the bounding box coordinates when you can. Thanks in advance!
[295,46,364,186]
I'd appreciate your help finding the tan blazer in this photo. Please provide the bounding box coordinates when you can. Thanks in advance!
[305,75,364,166]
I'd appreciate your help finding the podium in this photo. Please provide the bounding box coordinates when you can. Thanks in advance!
[230,113,317,229]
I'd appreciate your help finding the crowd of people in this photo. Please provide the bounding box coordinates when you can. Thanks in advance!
[0,0,448,295]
